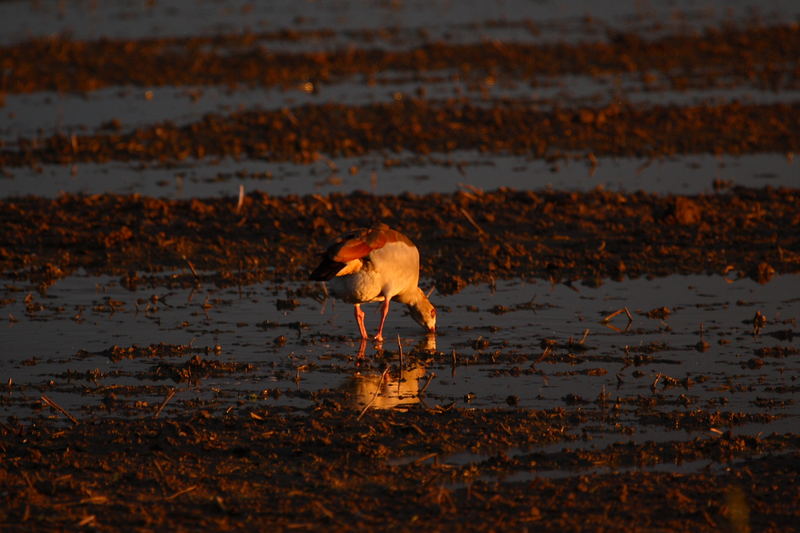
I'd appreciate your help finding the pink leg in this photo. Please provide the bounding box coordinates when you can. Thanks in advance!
[356,338,368,359]
[354,304,368,339]
[375,297,391,341]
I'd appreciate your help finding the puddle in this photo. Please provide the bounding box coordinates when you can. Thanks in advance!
[2,273,797,435]
[1,0,796,45]
[391,426,799,487]
[7,66,800,144]
[466,454,756,484]
[2,151,795,199]
[1,77,599,142]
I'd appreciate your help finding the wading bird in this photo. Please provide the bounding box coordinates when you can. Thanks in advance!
[310,224,436,341]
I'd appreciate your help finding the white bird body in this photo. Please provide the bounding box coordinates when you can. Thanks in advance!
[328,241,419,304]
[310,224,436,340]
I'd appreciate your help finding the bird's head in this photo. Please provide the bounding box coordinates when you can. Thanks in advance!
[408,293,436,334]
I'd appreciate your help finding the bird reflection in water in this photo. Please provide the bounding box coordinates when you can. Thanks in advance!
[345,335,436,411]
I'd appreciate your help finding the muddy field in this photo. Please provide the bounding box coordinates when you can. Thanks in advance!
[1,1,799,531]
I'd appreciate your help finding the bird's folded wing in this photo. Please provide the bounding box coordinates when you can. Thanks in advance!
[332,225,399,262]
[311,225,413,280]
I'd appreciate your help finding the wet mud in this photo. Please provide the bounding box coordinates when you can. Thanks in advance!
[2,4,799,531]
[3,271,799,530]
[2,409,798,531]
[2,23,798,94]
[2,187,798,292]
[4,101,799,167]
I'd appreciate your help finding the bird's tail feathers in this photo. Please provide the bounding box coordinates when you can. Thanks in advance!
[310,259,346,281]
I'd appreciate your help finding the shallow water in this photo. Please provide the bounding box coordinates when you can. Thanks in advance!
[2,152,794,199]
[6,76,798,143]
[2,273,797,437]
[3,0,797,45]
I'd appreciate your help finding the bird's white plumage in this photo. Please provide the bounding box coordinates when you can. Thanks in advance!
[328,241,420,304]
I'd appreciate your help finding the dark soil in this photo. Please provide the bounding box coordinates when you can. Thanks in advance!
[3,101,799,166]
[2,23,797,94]
[1,187,798,292]
[1,407,798,531]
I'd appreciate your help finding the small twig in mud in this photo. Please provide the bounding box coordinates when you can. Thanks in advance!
[41,395,78,425]
[295,364,310,384]
[397,334,404,369]
[181,255,199,282]
[236,184,245,213]
[752,311,767,336]
[413,452,439,465]
[282,107,299,125]
[152,460,169,496]
[457,183,484,196]
[650,373,662,392]
[313,501,335,520]
[696,322,711,351]
[534,345,553,365]
[419,372,436,396]
[20,471,35,491]
[459,207,487,237]
[578,329,590,344]
[602,307,633,324]
[153,388,177,419]
[605,322,631,334]
[76,515,96,527]
[165,485,198,501]
[357,366,391,420]
[74,496,108,506]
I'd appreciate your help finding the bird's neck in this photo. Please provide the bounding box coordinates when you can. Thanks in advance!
[395,286,426,307]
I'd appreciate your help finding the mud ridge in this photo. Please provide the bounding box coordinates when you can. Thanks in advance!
[1,188,797,291]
